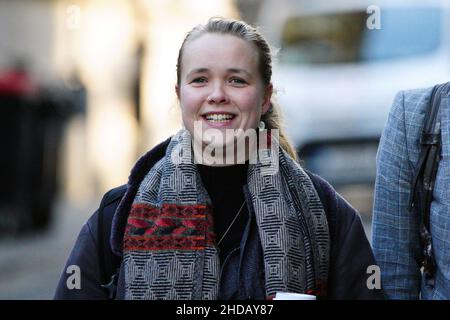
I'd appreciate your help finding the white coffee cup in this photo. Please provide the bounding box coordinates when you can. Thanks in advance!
[273,292,316,300]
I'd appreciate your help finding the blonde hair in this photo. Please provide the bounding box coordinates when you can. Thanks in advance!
[176,17,298,161]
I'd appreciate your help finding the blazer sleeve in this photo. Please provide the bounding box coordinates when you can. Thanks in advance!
[53,211,108,300]
[371,91,422,299]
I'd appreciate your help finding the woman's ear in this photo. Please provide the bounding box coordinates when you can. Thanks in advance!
[175,84,180,100]
[261,83,273,115]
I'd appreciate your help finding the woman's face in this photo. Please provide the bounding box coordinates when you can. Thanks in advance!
[176,33,272,145]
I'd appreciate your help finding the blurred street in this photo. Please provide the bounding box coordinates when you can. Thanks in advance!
[0,197,96,299]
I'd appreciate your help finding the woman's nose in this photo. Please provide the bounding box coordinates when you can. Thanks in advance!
[207,83,229,104]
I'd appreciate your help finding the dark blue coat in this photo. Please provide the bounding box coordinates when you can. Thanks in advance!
[54,138,384,300]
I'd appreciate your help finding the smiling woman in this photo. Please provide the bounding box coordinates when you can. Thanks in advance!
[175,18,297,163]
[54,17,384,300]
[176,32,272,164]
[177,33,271,148]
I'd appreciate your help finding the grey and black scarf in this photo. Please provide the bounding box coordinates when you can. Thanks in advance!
[121,129,329,299]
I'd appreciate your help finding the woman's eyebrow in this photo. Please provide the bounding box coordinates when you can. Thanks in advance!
[228,68,252,78]
[186,68,209,78]
[186,68,252,78]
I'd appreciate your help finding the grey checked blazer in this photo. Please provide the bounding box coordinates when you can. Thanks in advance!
[372,85,450,299]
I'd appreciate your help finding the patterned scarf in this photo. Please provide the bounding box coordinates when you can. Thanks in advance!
[122,129,329,299]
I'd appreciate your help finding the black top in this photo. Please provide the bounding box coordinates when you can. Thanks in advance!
[197,163,249,263]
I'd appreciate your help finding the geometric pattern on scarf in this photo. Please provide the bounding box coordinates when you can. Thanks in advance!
[247,150,330,296]
[123,129,329,299]
[124,203,215,251]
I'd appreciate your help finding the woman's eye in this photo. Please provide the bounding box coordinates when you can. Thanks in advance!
[191,77,207,84]
[229,78,247,85]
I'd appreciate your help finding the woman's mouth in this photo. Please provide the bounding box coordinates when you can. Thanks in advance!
[201,112,237,127]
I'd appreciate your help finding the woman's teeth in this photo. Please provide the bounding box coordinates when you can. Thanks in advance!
[204,114,234,123]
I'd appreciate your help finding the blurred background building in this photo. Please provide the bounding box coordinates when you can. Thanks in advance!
[0,0,449,299]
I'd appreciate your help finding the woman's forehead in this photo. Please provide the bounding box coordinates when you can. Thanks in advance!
[181,33,259,71]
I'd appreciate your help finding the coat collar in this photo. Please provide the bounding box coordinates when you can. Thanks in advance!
[110,137,171,256]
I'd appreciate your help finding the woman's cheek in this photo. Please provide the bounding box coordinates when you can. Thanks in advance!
[241,88,263,110]
[181,91,204,114]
